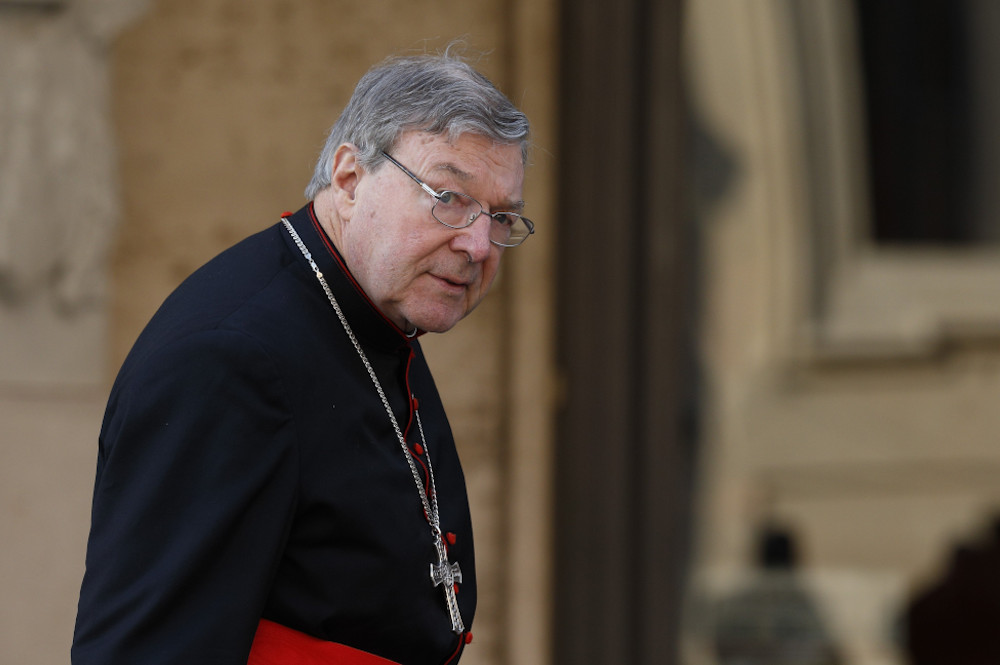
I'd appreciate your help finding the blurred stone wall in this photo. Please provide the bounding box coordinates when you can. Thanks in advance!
[682,2,1000,664]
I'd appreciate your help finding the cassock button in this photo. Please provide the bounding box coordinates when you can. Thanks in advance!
[413,443,424,455]
[446,532,457,545]
[465,632,474,645]
[454,583,460,594]
[412,397,420,410]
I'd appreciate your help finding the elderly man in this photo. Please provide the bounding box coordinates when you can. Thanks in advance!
[72,51,533,665]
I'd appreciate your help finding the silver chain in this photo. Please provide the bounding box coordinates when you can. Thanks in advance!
[281,218,439,526]
[282,219,464,632]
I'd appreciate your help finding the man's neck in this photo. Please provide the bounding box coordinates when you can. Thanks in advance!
[311,191,343,251]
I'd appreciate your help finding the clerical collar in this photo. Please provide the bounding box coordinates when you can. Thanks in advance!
[281,203,420,353]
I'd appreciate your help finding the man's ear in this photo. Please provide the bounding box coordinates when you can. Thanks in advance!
[331,143,362,220]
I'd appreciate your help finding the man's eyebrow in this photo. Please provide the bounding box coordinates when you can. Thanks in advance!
[431,162,525,211]
[431,162,473,181]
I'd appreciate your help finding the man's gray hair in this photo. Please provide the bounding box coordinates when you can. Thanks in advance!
[304,49,530,200]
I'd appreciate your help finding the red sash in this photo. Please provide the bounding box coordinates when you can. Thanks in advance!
[248,619,400,665]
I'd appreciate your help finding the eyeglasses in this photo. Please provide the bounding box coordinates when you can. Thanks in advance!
[381,151,535,248]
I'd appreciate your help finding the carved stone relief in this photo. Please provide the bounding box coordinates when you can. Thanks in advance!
[0,0,148,385]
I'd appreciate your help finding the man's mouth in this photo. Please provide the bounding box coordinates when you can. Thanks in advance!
[433,274,470,292]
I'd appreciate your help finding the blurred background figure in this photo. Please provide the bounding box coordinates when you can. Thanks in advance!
[903,516,1000,665]
[712,523,843,665]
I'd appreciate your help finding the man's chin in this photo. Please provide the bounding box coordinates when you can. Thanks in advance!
[411,319,461,335]
[405,308,469,335]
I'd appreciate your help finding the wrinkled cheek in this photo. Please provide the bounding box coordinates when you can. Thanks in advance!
[464,286,490,316]
[479,265,501,296]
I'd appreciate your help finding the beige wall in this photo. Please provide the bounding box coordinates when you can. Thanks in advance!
[0,1,557,663]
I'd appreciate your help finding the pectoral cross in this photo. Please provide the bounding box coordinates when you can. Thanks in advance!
[430,539,465,634]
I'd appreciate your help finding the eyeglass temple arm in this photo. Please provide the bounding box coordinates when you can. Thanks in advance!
[381,151,442,201]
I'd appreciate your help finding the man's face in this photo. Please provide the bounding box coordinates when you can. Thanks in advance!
[337,130,525,333]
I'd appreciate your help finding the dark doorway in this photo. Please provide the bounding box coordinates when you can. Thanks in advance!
[855,0,978,244]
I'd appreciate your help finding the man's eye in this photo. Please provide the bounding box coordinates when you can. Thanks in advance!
[438,191,456,205]
[492,213,515,226]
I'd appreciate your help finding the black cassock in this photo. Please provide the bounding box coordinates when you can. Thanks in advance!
[72,204,476,665]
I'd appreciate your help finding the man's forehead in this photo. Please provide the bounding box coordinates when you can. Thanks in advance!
[401,130,521,166]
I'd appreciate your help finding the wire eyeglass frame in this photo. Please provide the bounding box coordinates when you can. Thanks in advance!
[381,151,534,248]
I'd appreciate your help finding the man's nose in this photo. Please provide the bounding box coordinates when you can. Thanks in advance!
[452,213,494,263]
